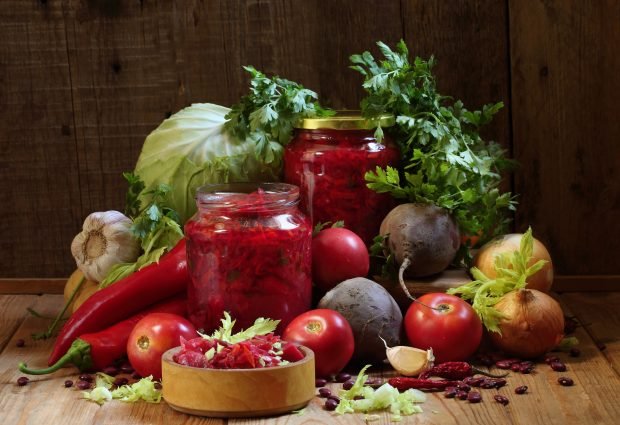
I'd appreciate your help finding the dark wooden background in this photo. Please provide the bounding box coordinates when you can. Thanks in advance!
[1,0,618,283]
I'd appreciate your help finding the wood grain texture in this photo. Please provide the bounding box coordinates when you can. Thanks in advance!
[0,0,618,281]
[401,0,511,166]
[0,1,83,277]
[1,294,620,424]
[509,0,620,274]
[561,292,620,375]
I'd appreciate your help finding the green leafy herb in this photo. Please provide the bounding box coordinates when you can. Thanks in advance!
[83,374,162,405]
[312,220,345,236]
[335,365,426,420]
[201,312,280,344]
[369,234,396,278]
[224,66,334,165]
[447,227,547,332]
[351,41,516,249]
[100,173,183,288]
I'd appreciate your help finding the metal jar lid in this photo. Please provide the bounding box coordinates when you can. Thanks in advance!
[295,111,395,130]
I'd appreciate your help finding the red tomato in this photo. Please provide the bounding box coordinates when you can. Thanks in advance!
[404,293,482,363]
[127,313,197,380]
[282,309,355,377]
[312,228,369,292]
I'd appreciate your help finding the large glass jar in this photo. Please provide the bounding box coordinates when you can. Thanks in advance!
[185,183,312,334]
[283,113,399,244]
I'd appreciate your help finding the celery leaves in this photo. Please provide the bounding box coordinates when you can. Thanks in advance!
[447,227,548,332]
[334,365,426,420]
[203,312,280,344]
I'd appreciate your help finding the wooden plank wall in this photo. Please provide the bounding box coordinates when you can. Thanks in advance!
[0,0,618,282]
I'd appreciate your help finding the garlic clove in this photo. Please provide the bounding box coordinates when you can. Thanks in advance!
[386,345,435,377]
[380,336,434,377]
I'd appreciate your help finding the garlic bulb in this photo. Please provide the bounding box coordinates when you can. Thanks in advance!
[71,211,140,282]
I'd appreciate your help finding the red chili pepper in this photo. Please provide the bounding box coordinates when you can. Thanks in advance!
[419,361,508,380]
[388,377,458,391]
[47,239,189,366]
[19,297,187,375]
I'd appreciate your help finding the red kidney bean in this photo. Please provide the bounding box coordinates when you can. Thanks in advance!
[468,392,482,403]
[327,395,340,403]
[456,390,469,400]
[515,385,528,394]
[315,378,327,388]
[102,366,119,376]
[64,380,73,388]
[444,387,458,398]
[324,398,338,411]
[113,377,128,387]
[457,382,471,392]
[495,360,513,369]
[463,376,484,387]
[76,380,91,390]
[17,376,29,386]
[550,362,567,372]
[364,377,383,388]
[494,394,509,405]
[545,355,560,364]
[78,374,93,382]
[335,372,351,383]
[558,377,574,386]
[342,379,355,390]
[15,339,25,348]
[318,387,332,398]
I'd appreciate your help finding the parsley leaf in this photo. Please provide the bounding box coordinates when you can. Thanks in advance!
[351,41,517,252]
[100,173,183,288]
[224,66,334,166]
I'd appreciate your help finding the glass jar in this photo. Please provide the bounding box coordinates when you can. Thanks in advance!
[185,182,312,334]
[283,113,399,244]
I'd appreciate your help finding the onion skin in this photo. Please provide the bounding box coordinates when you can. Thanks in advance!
[489,289,564,358]
[474,233,554,292]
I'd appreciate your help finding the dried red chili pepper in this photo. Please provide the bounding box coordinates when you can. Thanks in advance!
[388,377,458,391]
[48,239,189,365]
[419,361,508,380]
[19,297,187,374]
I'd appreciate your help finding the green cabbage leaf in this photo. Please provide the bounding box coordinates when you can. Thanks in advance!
[133,103,281,223]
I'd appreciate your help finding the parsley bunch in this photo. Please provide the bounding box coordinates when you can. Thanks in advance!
[351,41,516,248]
[224,66,333,165]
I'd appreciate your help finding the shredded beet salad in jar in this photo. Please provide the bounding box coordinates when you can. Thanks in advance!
[184,183,312,335]
[283,113,399,244]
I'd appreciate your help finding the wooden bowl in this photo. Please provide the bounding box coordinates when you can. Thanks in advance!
[161,345,315,418]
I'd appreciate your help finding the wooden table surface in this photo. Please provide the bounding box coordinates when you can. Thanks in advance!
[1,290,619,425]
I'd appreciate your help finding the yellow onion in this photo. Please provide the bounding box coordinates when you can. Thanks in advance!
[489,289,564,358]
[474,233,554,292]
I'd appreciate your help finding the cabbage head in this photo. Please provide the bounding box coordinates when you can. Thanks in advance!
[134,103,281,223]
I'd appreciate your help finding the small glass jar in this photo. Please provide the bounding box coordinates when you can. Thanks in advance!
[185,182,312,334]
[283,113,399,244]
